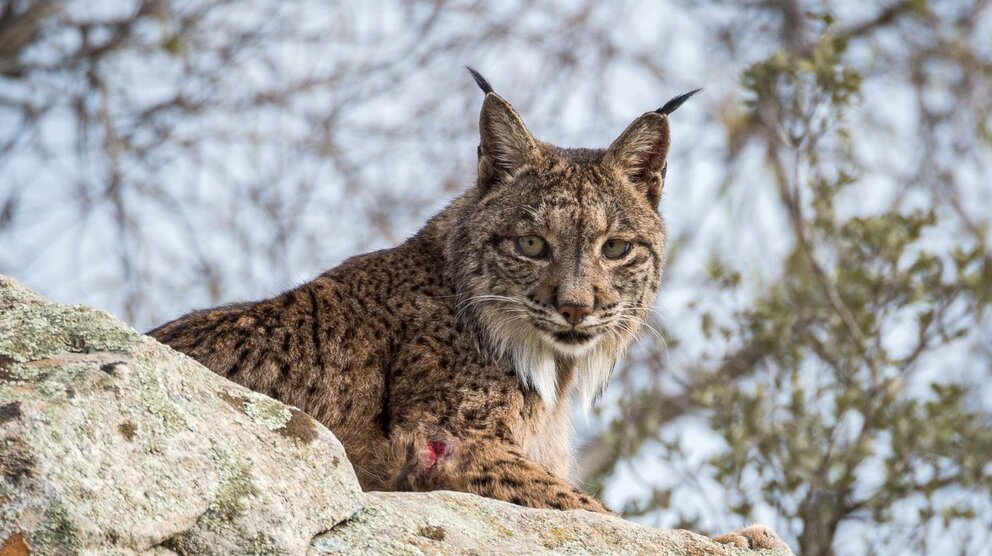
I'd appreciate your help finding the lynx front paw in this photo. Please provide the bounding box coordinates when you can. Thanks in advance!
[712,524,787,550]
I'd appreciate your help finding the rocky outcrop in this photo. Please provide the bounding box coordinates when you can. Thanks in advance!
[0,275,793,555]
[0,276,360,555]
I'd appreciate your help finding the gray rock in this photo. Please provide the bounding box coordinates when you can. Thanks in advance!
[311,490,788,555]
[0,276,362,554]
[0,275,793,555]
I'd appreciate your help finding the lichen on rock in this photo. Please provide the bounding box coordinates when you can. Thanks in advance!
[0,303,141,363]
[243,393,293,431]
[0,276,361,555]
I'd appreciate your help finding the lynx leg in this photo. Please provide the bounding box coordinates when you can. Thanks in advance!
[389,431,609,513]
[712,524,788,550]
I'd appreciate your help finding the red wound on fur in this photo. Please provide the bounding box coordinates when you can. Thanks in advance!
[424,440,450,468]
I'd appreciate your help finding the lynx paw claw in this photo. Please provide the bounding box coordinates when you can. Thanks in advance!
[712,524,787,550]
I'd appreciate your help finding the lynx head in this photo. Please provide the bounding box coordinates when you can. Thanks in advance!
[447,68,698,410]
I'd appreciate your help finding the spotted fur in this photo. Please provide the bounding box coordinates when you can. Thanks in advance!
[150,75,688,513]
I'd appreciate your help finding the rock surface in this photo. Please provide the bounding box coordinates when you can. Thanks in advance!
[0,276,361,555]
[0,275,794,555]
[313,490,774,555]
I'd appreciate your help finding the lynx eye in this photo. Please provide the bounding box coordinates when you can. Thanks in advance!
[515,235,548,258]
[602,239,632,260]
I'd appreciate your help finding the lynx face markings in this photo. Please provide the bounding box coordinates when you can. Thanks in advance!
[465,164,665,409]
[447,82,678,409]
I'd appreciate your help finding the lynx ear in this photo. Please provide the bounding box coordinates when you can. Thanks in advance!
[605,113,671,206]
[468,68,540,190]
[606,89,700,206]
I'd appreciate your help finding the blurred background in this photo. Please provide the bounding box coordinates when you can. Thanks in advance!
[1,1,990,554]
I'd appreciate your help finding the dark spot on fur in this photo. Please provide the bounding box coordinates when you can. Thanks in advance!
[279,409,318,443]
[470,475,494,488]
[118,421,137,441]
[0,402,22,424]
[501,477,523,488]
[417,525,447,541]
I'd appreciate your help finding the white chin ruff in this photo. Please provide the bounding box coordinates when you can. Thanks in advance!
[478,307,625,411]
[509,338,617,411]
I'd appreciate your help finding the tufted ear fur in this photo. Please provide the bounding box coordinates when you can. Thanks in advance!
[476,94,540,191]
[605,88,700,206]
[605,112,671,206]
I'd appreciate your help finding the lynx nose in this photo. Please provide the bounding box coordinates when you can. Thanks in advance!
[558,303,592,325]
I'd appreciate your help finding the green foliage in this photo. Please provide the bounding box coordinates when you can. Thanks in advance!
[698,195,992,553]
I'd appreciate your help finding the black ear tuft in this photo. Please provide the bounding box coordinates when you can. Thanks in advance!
[656,88,702,115]
[466,66,494,95]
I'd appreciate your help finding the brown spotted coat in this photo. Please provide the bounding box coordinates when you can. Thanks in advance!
[152,79,695,518]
